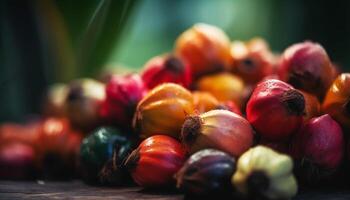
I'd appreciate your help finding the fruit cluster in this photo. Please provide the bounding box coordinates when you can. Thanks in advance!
[1,23,350,199]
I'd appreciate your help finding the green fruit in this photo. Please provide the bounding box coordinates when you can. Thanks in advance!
[79,127,132,184]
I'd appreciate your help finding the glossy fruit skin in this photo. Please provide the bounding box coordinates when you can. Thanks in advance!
[65,78,105,132]
[37,118,82,179]
[133,83,194,139]
[0,142,36,179]
[141,55,192,89]
[175,23,232,79]
[231,38,275,84]
[278,41,334,99]
[181,110,253,157]
[232,146,297,200]
[192,91,220,113]
[124,135,186,187]
[322,73,350,129]
[196,73,245,107]
[100,74,147,130]
[176,149,235,196]
[299,90,320,121]
[246,79,305,140]
[290,114,344,182]
[80,127,132,184]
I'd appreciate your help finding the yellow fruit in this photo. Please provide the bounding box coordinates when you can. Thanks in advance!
[133,83,194,139]
[232,145,297,200]
[196,73,245,106]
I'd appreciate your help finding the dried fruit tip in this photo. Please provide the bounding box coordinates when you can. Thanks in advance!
[247,171,269,195]
[165,56,184,73]
[123,149,140,171]
[66,84,83,101]
[241,58,255,69]
[181,116,202,144]
[281,89,305,116]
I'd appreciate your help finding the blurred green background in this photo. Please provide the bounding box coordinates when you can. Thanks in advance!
[1,0,350,122]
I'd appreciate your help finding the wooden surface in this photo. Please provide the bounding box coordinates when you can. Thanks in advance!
[0,181,182,200]
[0,181,350,200]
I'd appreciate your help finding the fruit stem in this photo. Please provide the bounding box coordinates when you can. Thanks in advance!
[181,115,202,145]
[281,89,305,116]
[165,56,184,73]
[247,171,270,198]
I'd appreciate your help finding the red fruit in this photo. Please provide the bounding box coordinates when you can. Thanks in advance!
[290,114,344,181]
[37,118,79,155]
[123,135,186,187]
[0,142,36,179]
[37,118,83,178]
[246,79,305,140]
[141,55,192,89]
[278,41,335,99]
[100,74,147,130]
[0,121,40,147]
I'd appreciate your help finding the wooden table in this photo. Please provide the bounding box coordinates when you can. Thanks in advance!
[1,181,350,199]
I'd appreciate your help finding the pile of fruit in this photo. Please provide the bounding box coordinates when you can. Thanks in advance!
[1,23,350,199]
